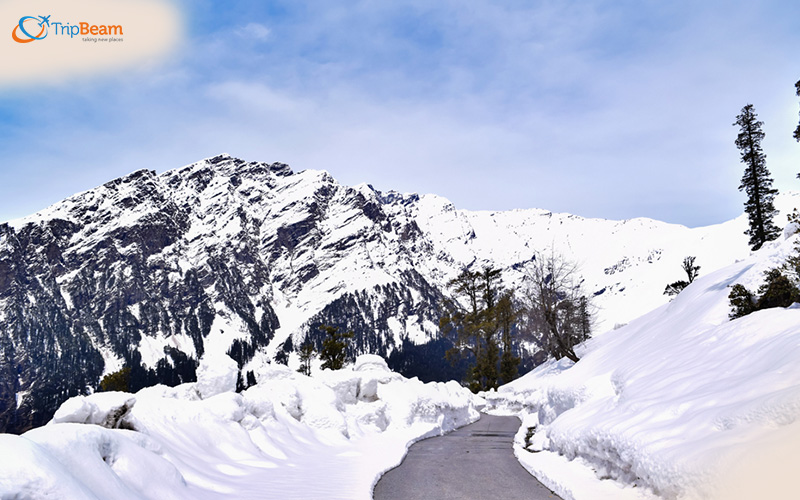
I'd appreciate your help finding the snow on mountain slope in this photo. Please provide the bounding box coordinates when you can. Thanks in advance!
[409,192,765,332]
[0,153,796,433]
[0,354,480,500]
[484,225,800,500]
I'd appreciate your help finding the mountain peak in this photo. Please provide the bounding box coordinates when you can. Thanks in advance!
[169,154,295,181]
[0,154,765,435]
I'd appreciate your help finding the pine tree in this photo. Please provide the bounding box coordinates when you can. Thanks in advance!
[576,295,592,342]
[476,267,501,390]
[795,80,800,188]
[794,80,800,143]
[497,292,520,385]
[682,256,700,283]
[297,342,316,376]
[246,370,257,388]
[441,267,520,392]
[734,104,780,250]
[319,325,353,370]
[441,269,481,371]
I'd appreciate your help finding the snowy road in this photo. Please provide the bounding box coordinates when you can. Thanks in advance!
[373,414,562,500]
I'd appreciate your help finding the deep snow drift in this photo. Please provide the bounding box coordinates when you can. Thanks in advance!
[0,354,480,500]
[485,226,800,500]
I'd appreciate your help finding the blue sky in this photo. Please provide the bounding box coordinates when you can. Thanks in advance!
[1,0,799,226]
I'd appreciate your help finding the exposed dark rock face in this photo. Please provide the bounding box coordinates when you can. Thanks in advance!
[1,153,706,434]
[0,155,463,433]
[1,157,291,432]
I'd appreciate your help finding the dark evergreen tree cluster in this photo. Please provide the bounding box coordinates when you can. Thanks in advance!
[121,348,198,393]
[734,104,780,250]
[99,366,132,392]
[319,325,353,370]
[387,337,474,383]
[729,268,800,319]
[235,370,257,393]
[439,267,521,392]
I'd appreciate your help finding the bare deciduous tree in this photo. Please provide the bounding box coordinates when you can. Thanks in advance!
[522,251,593,363]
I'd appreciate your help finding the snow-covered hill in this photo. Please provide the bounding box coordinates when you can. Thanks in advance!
[485,226,800,500]
[1,153,797,432]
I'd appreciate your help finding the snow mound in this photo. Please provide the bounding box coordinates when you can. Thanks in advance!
[0,354,480,500]
[486,230,800,500]
[195,352,239,399]
[354,354,391,372]
[52,392,136,429]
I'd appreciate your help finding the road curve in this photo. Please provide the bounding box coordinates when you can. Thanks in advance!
[373,413,562,500]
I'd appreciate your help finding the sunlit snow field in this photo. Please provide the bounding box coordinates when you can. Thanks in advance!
[485,225,800,500]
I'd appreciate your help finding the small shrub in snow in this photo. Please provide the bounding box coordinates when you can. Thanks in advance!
[99,367,131,393]
[729,268,800,319]
[728,284,757,319]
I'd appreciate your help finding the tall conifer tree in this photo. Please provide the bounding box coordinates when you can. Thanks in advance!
[734,104,780,250]
[794,80,800,144]
[497,292,520,385]
[794,80,800,183]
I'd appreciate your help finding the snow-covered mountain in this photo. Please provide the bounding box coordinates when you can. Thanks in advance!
[1,153,796,433]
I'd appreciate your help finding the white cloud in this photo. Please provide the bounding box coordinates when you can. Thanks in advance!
[2,0,799,227]
[235,22,270,41]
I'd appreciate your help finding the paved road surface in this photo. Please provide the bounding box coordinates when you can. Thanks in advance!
[373,414,562,500]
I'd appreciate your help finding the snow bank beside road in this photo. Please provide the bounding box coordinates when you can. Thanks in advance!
[0,354,480,500]
[486,231,800,500]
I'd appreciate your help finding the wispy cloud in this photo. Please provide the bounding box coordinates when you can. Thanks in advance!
[235,22,270,41]
[1,0,799,226]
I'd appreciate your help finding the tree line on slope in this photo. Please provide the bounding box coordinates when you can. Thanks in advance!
[440,252,594,393]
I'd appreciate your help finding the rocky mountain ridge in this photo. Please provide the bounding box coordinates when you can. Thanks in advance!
[1,154,792,433]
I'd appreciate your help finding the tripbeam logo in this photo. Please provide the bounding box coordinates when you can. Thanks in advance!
[11,15,123,43]
[11,15,50,43]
